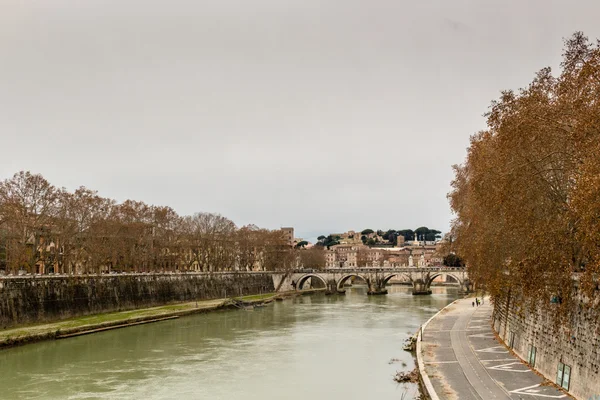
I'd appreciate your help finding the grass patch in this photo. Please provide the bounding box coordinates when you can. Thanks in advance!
[0,293,279,347]
[0,298,225,345]
[235,293,276,301]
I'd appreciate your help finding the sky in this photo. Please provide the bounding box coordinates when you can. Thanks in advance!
[1,1,600,242]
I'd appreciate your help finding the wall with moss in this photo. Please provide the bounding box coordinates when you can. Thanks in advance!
[0,272,274,328]
[493,295,600,400]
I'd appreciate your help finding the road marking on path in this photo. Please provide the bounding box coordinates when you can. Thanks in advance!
[425,329,488,332]
[475,346,508,354]
[424,361,459,364]
[468,333,495,338]
[487,362,531,372]
[510,384,567,398]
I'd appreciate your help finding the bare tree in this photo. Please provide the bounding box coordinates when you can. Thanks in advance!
[0,171,305,276]
[299,247,326,270]
[0,172,59,274]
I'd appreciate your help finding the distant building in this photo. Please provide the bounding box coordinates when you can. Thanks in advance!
[281,227,294,246]
[315,228,444,269]
[323,242,443,269]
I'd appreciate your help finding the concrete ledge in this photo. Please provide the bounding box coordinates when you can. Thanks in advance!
[416,299,460,400]
[56,316,180,339]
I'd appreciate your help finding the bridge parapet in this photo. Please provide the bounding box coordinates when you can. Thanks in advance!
[292,267,466,274]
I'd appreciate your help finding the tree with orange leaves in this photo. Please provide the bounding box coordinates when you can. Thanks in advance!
[449,32,600,320]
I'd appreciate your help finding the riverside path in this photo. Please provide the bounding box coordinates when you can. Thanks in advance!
[420,297,570,399]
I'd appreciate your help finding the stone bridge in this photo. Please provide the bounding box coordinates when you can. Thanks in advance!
[272,267,470,295]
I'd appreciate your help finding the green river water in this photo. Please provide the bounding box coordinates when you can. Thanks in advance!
[0,285,457,400]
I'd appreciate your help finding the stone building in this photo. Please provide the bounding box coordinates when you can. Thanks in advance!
[324,241,444,269]
[280,227,294,246]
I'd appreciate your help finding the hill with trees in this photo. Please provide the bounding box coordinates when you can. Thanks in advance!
[315,227,442,247]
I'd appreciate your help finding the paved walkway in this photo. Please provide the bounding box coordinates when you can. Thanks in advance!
[421,297,570,400]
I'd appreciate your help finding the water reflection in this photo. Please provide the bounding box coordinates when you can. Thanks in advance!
[0,285,457,400]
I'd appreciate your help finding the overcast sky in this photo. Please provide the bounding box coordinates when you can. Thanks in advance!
[1,1,599,242]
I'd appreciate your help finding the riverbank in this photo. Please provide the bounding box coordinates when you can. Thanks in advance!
[0,289,321,350]
[0,272,276,328]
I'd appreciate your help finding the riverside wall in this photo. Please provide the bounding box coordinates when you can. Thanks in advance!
[0,272,275,328]
[493,295,600,400]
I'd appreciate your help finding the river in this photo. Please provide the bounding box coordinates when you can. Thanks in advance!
[0,285,457,400]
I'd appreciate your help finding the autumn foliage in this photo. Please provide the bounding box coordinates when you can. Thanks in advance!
[449,33,600,312]
[0,172,316,274]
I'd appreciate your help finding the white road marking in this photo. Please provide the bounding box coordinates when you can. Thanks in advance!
[475,346,508,354]
[510,384,567,398]
[426,329,487,332]
[424,361,459,364]
[487,361,531,372]
[468,333,495,338]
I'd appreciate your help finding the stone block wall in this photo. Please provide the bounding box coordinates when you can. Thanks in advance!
[493,295,600,400]
[0,272,274,328]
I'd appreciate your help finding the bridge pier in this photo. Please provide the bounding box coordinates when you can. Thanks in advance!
[325,278,343,295]
[367,288,388,295]
[412,279,432,295]
[367,278,388,295]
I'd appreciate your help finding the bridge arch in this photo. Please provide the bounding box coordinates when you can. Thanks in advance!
[336,274,368,291]
[427,272,463,287]
[382,274,412,286]
[296,274,328,290]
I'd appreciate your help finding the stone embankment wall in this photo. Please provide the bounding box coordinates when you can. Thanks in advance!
[493,295,600,400]
[0,272,275,328]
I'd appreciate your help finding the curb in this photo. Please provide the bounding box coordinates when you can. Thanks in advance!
[56,316,180,338]
[416,298,461,400]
